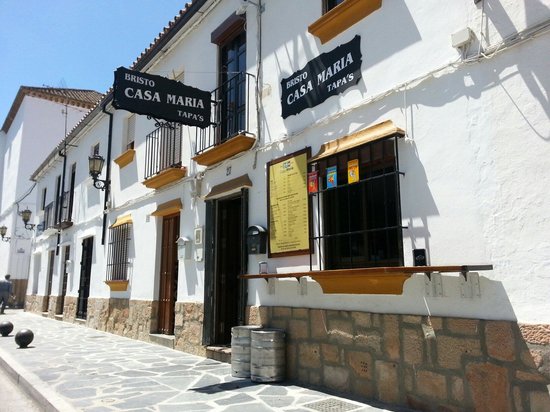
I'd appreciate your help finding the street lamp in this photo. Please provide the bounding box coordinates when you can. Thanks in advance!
[20,209,35,230]
[0,225,10,242]
[88,154,108,190]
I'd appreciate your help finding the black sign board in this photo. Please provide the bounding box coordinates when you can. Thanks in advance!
[281,36,362,119]
[112,67,211,128]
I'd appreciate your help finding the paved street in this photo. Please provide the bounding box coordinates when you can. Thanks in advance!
[0,310,412,412]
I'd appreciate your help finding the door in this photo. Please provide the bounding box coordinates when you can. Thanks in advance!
[203,189,248,346]
[56,245,70,315]
[157,214,179,335]
[77,237,93,319]
[44,250,55,312]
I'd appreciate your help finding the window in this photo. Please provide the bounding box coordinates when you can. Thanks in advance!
[309,0,382,44]
[107,218,132,282]
[219,30,247,141]
[41,188,47,211]
[324,0,345,13]
[125,114,136,150]
[54,175,61,224]
[92,143,100,156]
[67,163,76,222]
[309,136,403,270]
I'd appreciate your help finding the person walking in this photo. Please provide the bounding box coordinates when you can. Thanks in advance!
[0,274,13,314]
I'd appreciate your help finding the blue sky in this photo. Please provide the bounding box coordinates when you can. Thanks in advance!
[0,1,187,125]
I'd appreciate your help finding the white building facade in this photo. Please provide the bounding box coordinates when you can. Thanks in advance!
[0,87,101,306]
[26,1,550,410]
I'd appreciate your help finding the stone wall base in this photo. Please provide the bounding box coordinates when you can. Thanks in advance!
[24,294,47,313]
[174,302,206,357]
[246,306,550,412]
[23,298,550,411]
[86,297,158,343]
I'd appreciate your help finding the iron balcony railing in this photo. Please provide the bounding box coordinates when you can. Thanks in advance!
[144,123,183,180]
[43,201,56,230]
[195,72,255,155]
[56,191,72,225]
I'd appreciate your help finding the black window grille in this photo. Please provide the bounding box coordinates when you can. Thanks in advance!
[107,223,131,281]
[144,123,182,179]
[43,201,55,230]
[57,190,72,224]
[308,136,404,270]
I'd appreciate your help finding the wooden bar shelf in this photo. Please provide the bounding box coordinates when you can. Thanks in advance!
[239,265,493,295]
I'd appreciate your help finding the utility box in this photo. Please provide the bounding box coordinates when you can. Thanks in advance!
[247,225,267,254]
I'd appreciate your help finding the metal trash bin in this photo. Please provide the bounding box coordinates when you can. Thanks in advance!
[231,325,262,378]
[250,328,286,382]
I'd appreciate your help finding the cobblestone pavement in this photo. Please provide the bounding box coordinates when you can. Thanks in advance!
[0,310,413,412]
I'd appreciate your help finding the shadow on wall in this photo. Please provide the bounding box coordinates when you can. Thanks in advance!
[119,159,138,190]
[484,0,550,140]
[399,139,438,257]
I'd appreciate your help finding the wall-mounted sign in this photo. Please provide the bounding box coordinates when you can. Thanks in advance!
[280,35,362,119]
[267,148,311,257]
[112,67,211,128]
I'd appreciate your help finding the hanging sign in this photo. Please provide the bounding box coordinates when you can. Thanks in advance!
[112,67,211,128]
[280,35,362,119]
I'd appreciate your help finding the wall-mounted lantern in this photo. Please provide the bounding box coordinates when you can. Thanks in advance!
[0,226,10,242]
[88,154,109,190]
[20,209,35,230]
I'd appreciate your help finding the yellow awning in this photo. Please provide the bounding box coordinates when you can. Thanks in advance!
[151,198,182,217]
[309,120,405,163]
[110,214,132,228]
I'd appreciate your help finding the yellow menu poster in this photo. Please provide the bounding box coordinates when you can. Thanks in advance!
[268,149,310,256]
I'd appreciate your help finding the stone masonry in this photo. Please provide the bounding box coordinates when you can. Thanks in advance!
[86,298,158,343]
[247,306,550,412]
[174,301,206,357]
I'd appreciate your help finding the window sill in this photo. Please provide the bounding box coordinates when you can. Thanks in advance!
[114,149,136,168]
[193,133,256,167]
[105,280,129,292]
[308,0,382,44]
[142,167,187,190]
[239,265,493,295]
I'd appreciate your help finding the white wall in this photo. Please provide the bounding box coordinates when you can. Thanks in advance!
[28,0,550,326]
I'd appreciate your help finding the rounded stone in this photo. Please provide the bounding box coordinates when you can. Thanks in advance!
[15,329,34,348]
[0,321,13,337]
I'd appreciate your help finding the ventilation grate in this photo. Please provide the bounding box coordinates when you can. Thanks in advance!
[304,398,362,412]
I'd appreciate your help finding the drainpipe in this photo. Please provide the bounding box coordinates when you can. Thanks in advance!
[56,104,69,256]
[101,102,114,246]
[56,140,68,256]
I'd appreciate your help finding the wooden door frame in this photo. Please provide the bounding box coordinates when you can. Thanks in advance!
[202,188,248,346]
[77,236,93,319]
[157,213,180,335]
[44,249,55,312]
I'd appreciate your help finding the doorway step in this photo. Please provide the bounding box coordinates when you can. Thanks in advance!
[206,345,231,364]
[149,333,175,349]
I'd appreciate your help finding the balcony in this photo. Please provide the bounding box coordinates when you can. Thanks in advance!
[193,73,256,167]
[142,123,187,190]
[40,202,58,236]
[53,191,74,230]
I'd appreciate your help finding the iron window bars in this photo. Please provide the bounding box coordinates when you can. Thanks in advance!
[308,136,405,271]
[106,223,131,282]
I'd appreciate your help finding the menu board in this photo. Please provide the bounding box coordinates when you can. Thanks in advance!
[267,149,310,257]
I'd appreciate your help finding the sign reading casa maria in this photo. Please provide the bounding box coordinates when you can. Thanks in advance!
[112,67,211,128]
[280,35,362,119]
